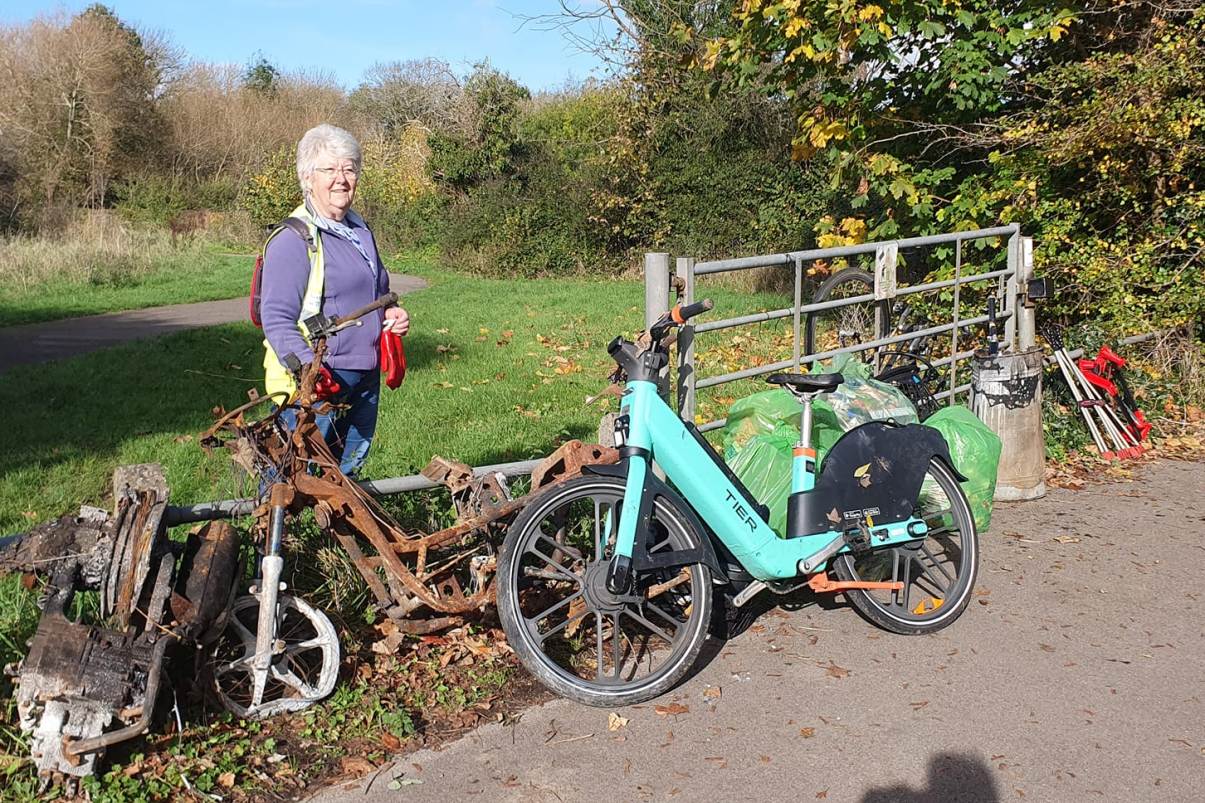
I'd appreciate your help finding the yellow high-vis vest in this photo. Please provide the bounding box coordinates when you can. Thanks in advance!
[263,204,325,398]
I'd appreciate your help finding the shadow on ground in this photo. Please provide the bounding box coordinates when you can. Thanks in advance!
[862,752,1001,802]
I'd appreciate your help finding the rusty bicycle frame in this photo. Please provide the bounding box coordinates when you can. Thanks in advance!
[201,293,617,632]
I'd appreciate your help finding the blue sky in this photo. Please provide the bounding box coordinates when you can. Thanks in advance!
[2,1,614,91]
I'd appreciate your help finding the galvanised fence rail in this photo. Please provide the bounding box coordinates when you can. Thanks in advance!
[646,225,1037,431]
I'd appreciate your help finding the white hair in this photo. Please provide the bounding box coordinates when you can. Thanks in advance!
[296,124,362,195]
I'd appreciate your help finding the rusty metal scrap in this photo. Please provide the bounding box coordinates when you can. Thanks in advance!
[207,393,618,630]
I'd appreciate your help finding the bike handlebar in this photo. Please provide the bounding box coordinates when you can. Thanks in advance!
[333,292,397,329]
[672,298,714,324]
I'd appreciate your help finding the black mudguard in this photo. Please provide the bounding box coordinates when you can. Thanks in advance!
[583,461,727,581]
[787,422,965,537]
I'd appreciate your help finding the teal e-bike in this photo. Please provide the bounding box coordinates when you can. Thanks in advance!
[497,300,979,706]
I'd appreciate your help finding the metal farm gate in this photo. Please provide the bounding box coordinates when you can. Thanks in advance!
[644,225,1038,430]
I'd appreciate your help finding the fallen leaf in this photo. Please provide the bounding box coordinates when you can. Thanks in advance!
[340,757,374,776]
[702,686,722,701]
[655,703,690,716]
[704,756,728,768]
[218,771,236,788]
[800,727,816,738]
[817,791,828,799]
[380,732,402,751]
[608,712,629,732]
[822,661,850,679]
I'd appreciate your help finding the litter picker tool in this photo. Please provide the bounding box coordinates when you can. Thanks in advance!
[1041,323,1131,459]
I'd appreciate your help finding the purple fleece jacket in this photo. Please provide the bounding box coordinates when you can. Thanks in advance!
[261,214,391,371]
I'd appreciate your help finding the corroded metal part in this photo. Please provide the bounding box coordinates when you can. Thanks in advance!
[103,464,171,626]
[531,440,619,490]
[13,586,159,778]
[0,511,109,584]
[172,521,241,644]
[212,396,618,628]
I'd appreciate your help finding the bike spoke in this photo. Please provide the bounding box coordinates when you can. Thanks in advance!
[529,596,589,646]
[644,598,687,629]
[918,544,955,586]
[230,614,256,646]
[215,657,252,677]
[593,499,602,557]
[525,589,584,628]
[283,636,327,655]
[623,607,676,644]
[272,667,318,699]
[528,542,582,585]
[595,612,605,681]
[611,613,623,682]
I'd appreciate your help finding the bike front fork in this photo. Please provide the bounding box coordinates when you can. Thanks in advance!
[249,484,291,708]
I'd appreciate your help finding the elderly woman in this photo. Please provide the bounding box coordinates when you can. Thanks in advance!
[260,123,409,478]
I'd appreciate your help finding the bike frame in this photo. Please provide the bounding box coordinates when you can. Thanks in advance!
[613,380,929,582]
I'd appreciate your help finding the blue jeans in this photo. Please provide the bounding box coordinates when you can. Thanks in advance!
[279,367,380,478]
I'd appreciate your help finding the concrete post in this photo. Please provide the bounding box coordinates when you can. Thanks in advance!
[644,253,671,329]
[971,349,1047,501]
[644,253,672,404]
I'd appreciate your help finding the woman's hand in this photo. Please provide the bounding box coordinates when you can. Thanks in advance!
[383,306,410,336]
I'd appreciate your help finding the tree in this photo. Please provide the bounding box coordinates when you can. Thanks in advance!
[350,58,467,136]
[243,54,280,96]
[427,62,530,191]
[0,6,170,223]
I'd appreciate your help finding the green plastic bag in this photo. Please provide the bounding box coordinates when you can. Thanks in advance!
[923,405,1002,532]
[721,388,844,537]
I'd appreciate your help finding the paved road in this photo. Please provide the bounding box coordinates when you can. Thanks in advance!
[314,458,1205,803]
[0,273,427,374]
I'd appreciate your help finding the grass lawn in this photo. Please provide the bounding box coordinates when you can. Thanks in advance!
[0,245,251,328]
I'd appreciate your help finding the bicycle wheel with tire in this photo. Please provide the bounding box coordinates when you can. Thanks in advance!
[497,474,713,707]
[804,267,889,360]
[209,593,341,719]
[830,458,978,634]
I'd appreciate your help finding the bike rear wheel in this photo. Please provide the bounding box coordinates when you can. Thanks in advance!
[497,475,713,707]
[804,268,889,360]
[830,458,978,634]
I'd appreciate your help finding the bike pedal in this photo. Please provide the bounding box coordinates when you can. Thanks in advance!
[842,524,873,555]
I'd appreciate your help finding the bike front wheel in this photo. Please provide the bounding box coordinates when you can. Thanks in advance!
[830,458,979,634]
[497,474,713,707]
[209,593,341,719]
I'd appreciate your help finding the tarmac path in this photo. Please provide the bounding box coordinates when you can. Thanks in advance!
[0,273,427,374]
[312,457,1205,803]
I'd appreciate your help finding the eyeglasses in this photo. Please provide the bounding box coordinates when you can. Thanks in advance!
[314,165,359,180]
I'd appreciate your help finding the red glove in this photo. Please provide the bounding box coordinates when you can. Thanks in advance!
[380,330,406,390]
[314,365,342,399]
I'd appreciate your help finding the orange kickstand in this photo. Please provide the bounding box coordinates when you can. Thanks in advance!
[807,571,904,594]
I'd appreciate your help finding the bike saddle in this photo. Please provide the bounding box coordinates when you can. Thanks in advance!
[766,372,844,393]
